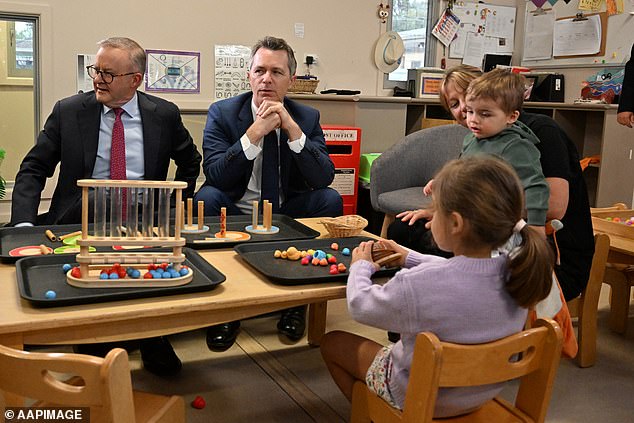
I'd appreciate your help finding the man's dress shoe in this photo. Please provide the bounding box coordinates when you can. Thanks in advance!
[206,321,240,352]
[139,336,182,376]
[277,306,306,341]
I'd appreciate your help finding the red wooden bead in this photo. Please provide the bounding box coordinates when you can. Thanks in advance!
[70,267,81,278]
[191,395,206,409]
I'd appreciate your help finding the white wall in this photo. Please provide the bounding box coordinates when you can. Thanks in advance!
[23,0,392,115]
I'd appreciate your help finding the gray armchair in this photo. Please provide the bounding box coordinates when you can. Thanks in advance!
[370,124,469,237]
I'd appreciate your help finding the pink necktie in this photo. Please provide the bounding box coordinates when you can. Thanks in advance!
[110,108,127,216]
[110,108,127,180]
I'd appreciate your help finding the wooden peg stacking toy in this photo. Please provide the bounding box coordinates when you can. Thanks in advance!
[210,206,251,242]
[220,207,227,237]
[245,200,279,234]
[67,179,194,288]
[181,197,209,234]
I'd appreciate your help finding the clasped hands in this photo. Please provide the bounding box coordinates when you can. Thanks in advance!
[247,100,302,143]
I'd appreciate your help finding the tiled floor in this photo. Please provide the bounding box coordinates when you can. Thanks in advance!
[122,285,634,422]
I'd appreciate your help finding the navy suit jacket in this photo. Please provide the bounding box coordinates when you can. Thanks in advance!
[618,43,634,114]
[200,92,334,202]
[10,91,201,225]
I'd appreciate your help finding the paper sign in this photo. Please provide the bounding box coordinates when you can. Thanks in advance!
[432,9,460,47]
[214,45,251,100]
[146,50,200,93]
[579,0,603,10]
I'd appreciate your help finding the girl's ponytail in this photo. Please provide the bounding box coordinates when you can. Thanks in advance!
[505,223,554,308]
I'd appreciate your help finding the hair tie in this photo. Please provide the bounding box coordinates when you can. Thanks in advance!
[513,219,527,233]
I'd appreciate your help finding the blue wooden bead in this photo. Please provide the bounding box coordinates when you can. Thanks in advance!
[45,290,56,299]
[62,263,72,273]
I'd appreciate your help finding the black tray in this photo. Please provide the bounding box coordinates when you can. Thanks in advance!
[182,214,320,249]
[15,247,225,307]
[0,224,84,263]
[234,236,400,286]
[0,215,320,263]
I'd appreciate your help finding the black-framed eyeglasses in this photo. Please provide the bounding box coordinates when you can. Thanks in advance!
[86,65,137,84]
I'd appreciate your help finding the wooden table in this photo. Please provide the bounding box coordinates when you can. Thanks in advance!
[0,218,360,350]
[597,231,634,265]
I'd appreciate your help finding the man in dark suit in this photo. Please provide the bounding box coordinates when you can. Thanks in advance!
[195,36,342,351]
[10,37,201,376]
[617,43,634,128]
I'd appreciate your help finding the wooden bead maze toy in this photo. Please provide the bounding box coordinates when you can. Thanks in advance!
[66,179,193,288]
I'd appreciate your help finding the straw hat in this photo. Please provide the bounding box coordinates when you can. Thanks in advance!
[374,31,405,73]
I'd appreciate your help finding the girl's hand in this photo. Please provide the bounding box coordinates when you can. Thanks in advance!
[351,241,379,270]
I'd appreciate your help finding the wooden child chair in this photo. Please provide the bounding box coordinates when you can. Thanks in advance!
[350,318,563,423]
[0,345,184,423]
[565,233,610,368]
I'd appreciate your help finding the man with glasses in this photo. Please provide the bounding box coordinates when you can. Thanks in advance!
[10,37,201,377]
[194,36,342,351]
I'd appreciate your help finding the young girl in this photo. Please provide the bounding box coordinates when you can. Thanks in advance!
[320,156,553,418]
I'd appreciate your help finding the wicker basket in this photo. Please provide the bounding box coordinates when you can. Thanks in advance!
[289,78,319,94]
[320,215,368,238]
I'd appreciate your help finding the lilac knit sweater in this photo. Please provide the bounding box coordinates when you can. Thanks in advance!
[347,251,528,418]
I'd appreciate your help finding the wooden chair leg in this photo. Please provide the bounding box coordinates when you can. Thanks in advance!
[307,301,328,346]
[380,214,395,239]
[575,234,609,368]
[350,382,371,423]
[576,294,598,368]
[604,268,631,334]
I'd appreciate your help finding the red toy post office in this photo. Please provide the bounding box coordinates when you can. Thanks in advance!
[322,125,362,215]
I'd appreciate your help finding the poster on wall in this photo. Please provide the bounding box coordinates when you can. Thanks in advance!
[145,50,200,93]
[214,45,251,99]
[448,1,516,65]
[76,54,96,93]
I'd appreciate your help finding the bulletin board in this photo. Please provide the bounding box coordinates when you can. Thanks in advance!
[553,12,607,59]
[521,0,634,67]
